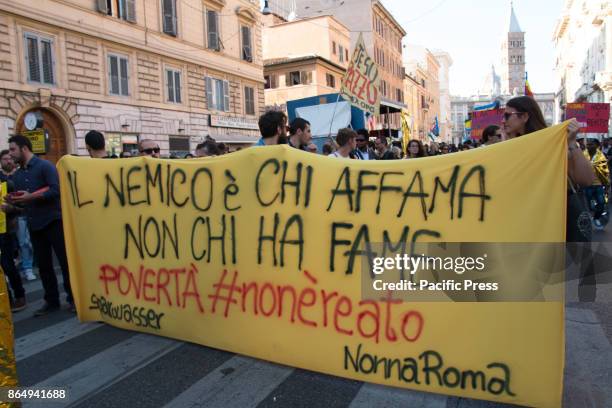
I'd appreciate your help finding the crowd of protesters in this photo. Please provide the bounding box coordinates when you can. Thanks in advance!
[2,96,610,313]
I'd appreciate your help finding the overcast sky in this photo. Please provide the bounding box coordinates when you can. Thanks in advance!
[381,0,563,96]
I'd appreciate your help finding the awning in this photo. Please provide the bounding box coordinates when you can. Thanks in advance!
[379,98,406,114]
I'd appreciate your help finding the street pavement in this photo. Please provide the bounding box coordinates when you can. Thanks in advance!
[7,226,612,408]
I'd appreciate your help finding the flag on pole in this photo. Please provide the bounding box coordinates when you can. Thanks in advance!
[525,72,534,98]
[400,111,411,152]
[430,116,440,137]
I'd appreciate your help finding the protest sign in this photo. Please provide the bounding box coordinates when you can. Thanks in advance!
[340,33,380,115]
[22,130,46,154]
[58,123,569,407]
[471,108,504,140]
[566,103,610,133]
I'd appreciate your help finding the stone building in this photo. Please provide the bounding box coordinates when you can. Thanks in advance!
[404,45,440,142]
[0,0,264,160]
[553,0,612,136]
[262,14,350,110]
[433,50,453,142]
[273,0,406,137]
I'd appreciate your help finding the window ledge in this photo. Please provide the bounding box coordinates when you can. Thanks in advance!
[204,0,226,9]
[235,7,256,24]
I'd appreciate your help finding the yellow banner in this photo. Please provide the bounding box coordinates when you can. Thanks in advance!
[58,123,569,407]
[340,33,381,115]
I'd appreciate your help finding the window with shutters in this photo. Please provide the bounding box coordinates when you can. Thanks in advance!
[206,10,220,51]
[241,25,252,62]
[97,0,135,21]
[326,73,335,88]
[24,32,55,85]
[162,0,177,36]
[205,77,230,111]
[286,71,311,87]
[338,45,344,62]
[165,68,182,103]
[345,48,348,62]
[244,86,255,115]
[264,75,278,89]
[332,41,336,55]
[108,53,129,96]
[288,71,300,86]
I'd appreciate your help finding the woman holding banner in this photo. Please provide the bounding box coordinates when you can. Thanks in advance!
[503,96,596,301]
[502,96,593,187]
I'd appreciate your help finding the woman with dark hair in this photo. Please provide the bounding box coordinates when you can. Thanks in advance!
[481,125,502,146]
[404,139,427,159]
[502,96,592,186]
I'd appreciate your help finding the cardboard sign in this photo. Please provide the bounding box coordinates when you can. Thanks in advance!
[566,103,610,133]
[22,130,46,154]
[58,123,570,408]
[340,33,381,115]
[471,109,504,140]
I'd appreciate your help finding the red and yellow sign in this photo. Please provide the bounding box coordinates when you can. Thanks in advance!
[340,33,380,115]
[566,103,610,133]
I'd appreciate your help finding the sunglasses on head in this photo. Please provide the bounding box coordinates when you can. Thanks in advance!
[503,112,523,120]
[140,147,160,154]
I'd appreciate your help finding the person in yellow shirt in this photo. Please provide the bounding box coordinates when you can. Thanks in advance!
[585,138,610,230]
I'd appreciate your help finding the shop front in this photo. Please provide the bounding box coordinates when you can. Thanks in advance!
[208,114,260,149]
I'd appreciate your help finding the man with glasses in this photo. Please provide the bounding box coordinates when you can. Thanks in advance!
[353,129,376,160]
[139,139,161,158]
